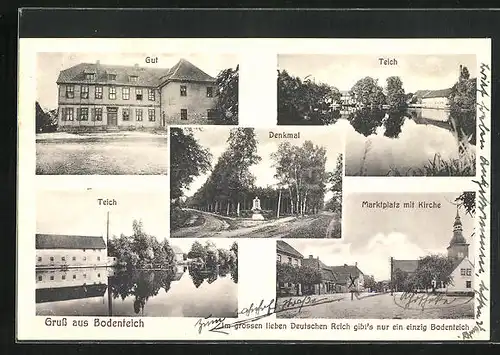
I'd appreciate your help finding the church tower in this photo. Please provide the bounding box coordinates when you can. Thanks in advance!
[447,208,469,259]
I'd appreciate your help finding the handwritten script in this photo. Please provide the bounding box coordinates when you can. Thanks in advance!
[393,292,472,311]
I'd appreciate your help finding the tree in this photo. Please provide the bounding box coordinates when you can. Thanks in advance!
[278,70,341,125]
[297,265,323,290]
[385,76,406,109]
[35,102,57,133]
[215,66,239,124]
[170,128,212,202]
[363,275,376,291]
[276,262,299,285]
[350,77,385,107]
[187,241,207,260]
[413,255,455,292]
[449,66,476,111]
[204,241,219,267]
[391,268,408,292]
[455,191,476,217]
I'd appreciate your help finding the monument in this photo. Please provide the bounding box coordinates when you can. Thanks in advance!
[251,196,265,220]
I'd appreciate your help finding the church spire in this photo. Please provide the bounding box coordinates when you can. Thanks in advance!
[447,207,469,259]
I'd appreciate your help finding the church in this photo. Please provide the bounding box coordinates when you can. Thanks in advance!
[390,208,474,294]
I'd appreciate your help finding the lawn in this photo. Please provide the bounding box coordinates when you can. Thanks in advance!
[36,136,168,175]
[276,292,474,319]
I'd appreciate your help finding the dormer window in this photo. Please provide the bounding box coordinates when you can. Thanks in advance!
[129,75,138,83]
[85,73,95,81]
[108,74,117,81]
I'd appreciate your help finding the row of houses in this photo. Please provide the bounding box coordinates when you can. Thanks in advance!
[55,58,221,130]
[276,240,366,296]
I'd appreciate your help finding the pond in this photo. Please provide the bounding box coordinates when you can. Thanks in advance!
[343,108,476,176]
[36,264,238,318]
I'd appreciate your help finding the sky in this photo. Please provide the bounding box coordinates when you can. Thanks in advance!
[36,188,169,240]
[278,54,477,93]
[36,52,239,111]
[286,192,475,281]
[180,125,344,198]
[170,239,236,256]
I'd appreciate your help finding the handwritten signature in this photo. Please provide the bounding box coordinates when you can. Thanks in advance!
[194,295,343,335]
[393,292,473,311]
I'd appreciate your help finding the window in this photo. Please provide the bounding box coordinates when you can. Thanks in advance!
[81,85,89,99]
[122,108,130,121]
[62,256,66,261]
[288,257,292,264]
[98,273,101,278]
[148,109,155,122]
[136,109,143,121]
[83,249,86,252]
[180,109,187,120]
[94,108,103,121]
[50,275,54,280]
[50,257,54,262]
[207,109,217,120]
[37,275,42,281]
[277,254,281,262]
[85,73,95,81]
[62,275,66,280]
[122,87,130,100]
[129,75,138,83]
[73,274,76,279]
[78,108,89,121]
[458,252,464,258]
[65,85,74,98]
[83,256,86,261]
[466,268,472,276]
[466,281,472,288]
[148,89,155,101]
[206,86,213,97]
[460,268,466,276]
[108,74,117,81]
[180,85,187,96]
[62,107,74,121]
[72,256,76,261]
[136,88,143,100]
[109,87,116,100]
[83,274,87,279]
[95,86,103,99]
[37,257,42,262]
[97,256,101,261]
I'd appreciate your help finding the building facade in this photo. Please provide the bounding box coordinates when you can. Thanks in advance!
[276,240,304,296]
[36,234,114,269]
[56,59,219,130]
[302,255,337,295]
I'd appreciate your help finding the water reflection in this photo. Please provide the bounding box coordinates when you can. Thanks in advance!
[344,108,476,176]
[36,264,238,318]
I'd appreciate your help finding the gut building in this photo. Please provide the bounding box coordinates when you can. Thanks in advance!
[56,58,218,130]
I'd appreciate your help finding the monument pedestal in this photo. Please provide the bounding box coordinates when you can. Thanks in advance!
[251,196,265,220]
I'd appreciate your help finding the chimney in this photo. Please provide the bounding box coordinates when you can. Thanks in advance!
[309,255,313,259]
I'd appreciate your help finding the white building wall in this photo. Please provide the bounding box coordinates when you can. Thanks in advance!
[36,248,108,268]
[446,258,474,293]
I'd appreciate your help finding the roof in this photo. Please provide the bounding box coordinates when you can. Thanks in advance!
[330,265,364,284]
[171,245,183,254]
[161,58,215,84]
[449,210,468,245]
[392,259,419,274]
[36,234,106,250]
[57,59,215,87]
[414,88,453,99]
[276,240,304,259]
[57,63,170,87]
[302,257,337,281]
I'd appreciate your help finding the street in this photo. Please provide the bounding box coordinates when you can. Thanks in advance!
[170,209,341,238]
[276,292,474,319]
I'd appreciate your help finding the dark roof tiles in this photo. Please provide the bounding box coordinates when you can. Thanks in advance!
[276,240,304,259]
[36,234,107,250]
[57,59,215,87]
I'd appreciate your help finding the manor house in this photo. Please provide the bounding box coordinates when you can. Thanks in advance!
[56,59,218,130]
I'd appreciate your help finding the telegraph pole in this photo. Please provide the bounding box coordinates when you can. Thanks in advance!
[106,211,110,248]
